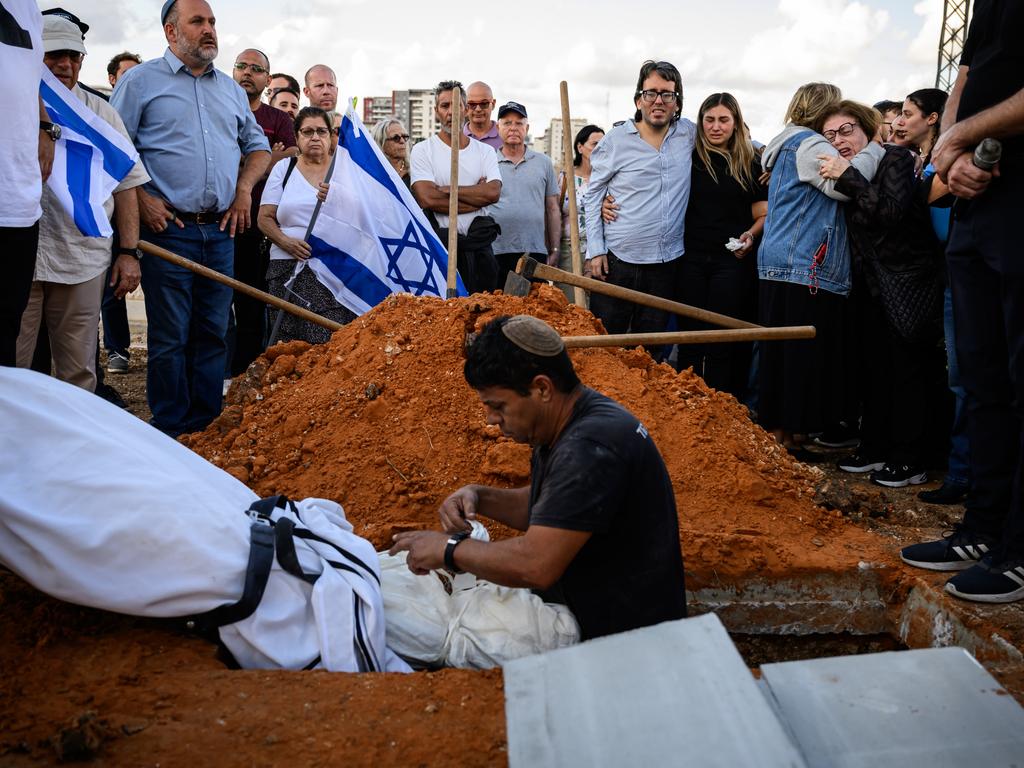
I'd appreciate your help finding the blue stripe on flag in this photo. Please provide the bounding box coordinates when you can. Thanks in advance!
[308,233,393,308]
[64,138,103,237]
[339,116,458,286]
[40,80,135,181]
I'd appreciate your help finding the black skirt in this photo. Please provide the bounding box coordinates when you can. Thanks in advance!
[757,278,849,435]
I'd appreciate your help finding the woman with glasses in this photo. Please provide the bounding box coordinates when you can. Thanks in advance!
[818,99,946,489]
[756,83,884,458]
[675,93,767,398]
[372,118,412,187]
[259,107,356,344]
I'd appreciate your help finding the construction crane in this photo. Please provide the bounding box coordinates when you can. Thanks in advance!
[936,0,971,91]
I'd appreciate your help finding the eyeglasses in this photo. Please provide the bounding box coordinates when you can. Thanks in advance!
[823,122,857,142]
[386,134,410,143]
[639,90,678,104]
[45,49,84,63]
[466,101,492,111]
[233,61,267,74]
[298,127,331,138]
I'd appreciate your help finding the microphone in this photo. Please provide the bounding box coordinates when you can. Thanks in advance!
[973,138,1002,171]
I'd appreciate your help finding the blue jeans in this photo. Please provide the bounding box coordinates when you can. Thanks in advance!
[944,285,970,486]
[141,222,233,437]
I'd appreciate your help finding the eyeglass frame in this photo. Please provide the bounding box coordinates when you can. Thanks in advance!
[44,49,84,63]
[638,89,679,105]
[297,126,331,138]
[233,61,268,74]
[822,121,858,142]
[466,100,494,111]
[386,133,411,142]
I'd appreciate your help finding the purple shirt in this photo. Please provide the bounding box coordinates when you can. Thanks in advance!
[251,102,297,220]
[464,120,502,149]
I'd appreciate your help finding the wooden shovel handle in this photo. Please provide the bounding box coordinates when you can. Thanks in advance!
[562,326,815,349]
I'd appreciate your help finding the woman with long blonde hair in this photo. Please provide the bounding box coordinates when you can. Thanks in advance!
[675,92,767,397]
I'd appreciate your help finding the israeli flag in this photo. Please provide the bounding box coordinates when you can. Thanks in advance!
[306,108,465,316]
[39,68,139,238]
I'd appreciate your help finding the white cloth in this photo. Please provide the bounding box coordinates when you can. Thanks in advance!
[0,368,409,673]
[35,80,150,283]
[379,523,580,669]
[410,134,501,235]
[0,0,44,227]
[260,157,317,261]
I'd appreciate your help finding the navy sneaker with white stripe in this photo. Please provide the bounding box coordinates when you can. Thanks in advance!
[946,556,1024,604]
[900,526,997,571]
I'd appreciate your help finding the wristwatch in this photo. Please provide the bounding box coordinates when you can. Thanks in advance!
[444,531,471,574]
[40,121,61,141]
[118,246,142,260]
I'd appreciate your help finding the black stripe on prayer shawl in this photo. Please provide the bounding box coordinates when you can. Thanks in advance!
[292,528,381,586]
[0,4,33,49]
[352,594,378,673]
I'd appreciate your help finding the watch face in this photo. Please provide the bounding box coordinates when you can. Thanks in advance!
[52,124,62,140]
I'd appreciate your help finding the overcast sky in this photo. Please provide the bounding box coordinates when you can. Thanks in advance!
[61,0,945,142]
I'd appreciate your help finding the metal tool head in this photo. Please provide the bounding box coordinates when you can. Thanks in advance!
[501,254,538,297]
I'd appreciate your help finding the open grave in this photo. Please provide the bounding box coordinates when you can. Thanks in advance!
[2,285,1022,765]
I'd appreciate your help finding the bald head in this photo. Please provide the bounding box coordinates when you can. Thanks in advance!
[466,81,496,131]
[304,64,338,111]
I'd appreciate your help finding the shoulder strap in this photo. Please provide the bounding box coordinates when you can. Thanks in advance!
[282,156,299,188]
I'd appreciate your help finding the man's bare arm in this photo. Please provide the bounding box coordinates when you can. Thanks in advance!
[412,179,501,213]
[941,65,969,135]
[438,485,530,532]
[220,150,272,236]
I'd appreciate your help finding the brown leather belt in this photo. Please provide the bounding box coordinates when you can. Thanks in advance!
[174,210,227,224]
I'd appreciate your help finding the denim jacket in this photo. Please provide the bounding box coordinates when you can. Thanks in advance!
[758,127,883,296]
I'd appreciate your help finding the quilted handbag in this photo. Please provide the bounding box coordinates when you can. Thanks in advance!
[869,258,943,343]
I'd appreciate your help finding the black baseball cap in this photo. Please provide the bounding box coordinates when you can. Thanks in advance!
[41,7,89,35]
[497,101,527,119]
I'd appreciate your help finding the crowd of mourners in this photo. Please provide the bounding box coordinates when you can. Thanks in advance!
[2,0,1023,604]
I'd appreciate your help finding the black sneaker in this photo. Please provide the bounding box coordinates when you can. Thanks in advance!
[945,556,1024,603]
[917,481,968,505]
[900,526,998,571]
[813,422,861,449]
[837,452,885,474]
[870,463,927,488]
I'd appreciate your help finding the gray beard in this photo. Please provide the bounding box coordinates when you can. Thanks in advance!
[178,38,218,65]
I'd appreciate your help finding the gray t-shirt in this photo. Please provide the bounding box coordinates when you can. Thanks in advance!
[490,148,558,255]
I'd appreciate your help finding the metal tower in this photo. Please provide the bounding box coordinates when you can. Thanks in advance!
[936,0,972,91]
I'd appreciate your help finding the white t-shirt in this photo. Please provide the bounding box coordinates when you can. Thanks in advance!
[410,134,501,235]
[260,157,318,260]
[0,0,44,227]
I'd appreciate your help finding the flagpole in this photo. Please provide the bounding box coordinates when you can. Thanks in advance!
[267,148,340,346]
[445,86,461,299]
[560,81,585,307]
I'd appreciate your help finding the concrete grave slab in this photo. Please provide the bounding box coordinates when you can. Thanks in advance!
[503,613,807,768]
[760,646,1024,768]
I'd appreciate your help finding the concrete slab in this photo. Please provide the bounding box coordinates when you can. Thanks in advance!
[503,613,807,768]
[760,646,1024,768]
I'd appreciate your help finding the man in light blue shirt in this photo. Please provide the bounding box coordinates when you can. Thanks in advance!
[111,0,270,437]
[584,60,695,348]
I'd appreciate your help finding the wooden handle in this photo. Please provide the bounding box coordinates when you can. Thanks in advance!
[526,259,761,330]
[138,240,343,332]
[559,81,584,307]
[446,86,462,298]
[562,326,815,349]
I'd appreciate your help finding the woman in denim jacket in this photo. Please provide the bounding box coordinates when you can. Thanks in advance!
[756,83,884,455]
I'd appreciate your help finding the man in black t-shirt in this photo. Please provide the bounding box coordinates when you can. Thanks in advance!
[390,315,687,640]
[900,0,1024,602]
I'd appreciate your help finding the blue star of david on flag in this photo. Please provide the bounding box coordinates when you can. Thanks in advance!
[380,222,440,296]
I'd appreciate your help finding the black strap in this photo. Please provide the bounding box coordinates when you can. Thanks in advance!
[282,156,299,189]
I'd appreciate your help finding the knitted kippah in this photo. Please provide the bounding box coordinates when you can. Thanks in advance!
[500,315,564,357]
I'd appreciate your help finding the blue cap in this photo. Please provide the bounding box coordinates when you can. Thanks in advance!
[161,0,177,24]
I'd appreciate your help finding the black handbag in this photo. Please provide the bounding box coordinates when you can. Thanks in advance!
[868,258,943,343]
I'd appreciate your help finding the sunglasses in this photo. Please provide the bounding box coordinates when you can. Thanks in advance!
[45,49,84,63]
[386,134,410,142]
[466,101,492,111]
[233,61,267,74]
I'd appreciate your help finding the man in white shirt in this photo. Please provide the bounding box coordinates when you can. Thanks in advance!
[410,80,501,293]
[0,0,53,366]
[15,15,149,391]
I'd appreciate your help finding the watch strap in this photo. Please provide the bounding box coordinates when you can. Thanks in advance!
[117,246,141,259]
[444,532,470,573]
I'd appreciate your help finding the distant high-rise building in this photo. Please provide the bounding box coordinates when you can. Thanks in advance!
[362,95,395,131]
[545,117,589,170]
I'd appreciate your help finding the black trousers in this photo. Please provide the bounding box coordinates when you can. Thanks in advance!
[1,223,39,367]
[495,252,547,294]
[852,285,941,466]
[947,168,1024,560]
[230,227,270,376]
[589,253,678,360]
[675,251,756,397]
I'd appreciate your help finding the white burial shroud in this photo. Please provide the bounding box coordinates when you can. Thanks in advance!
[0,367,410,673]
